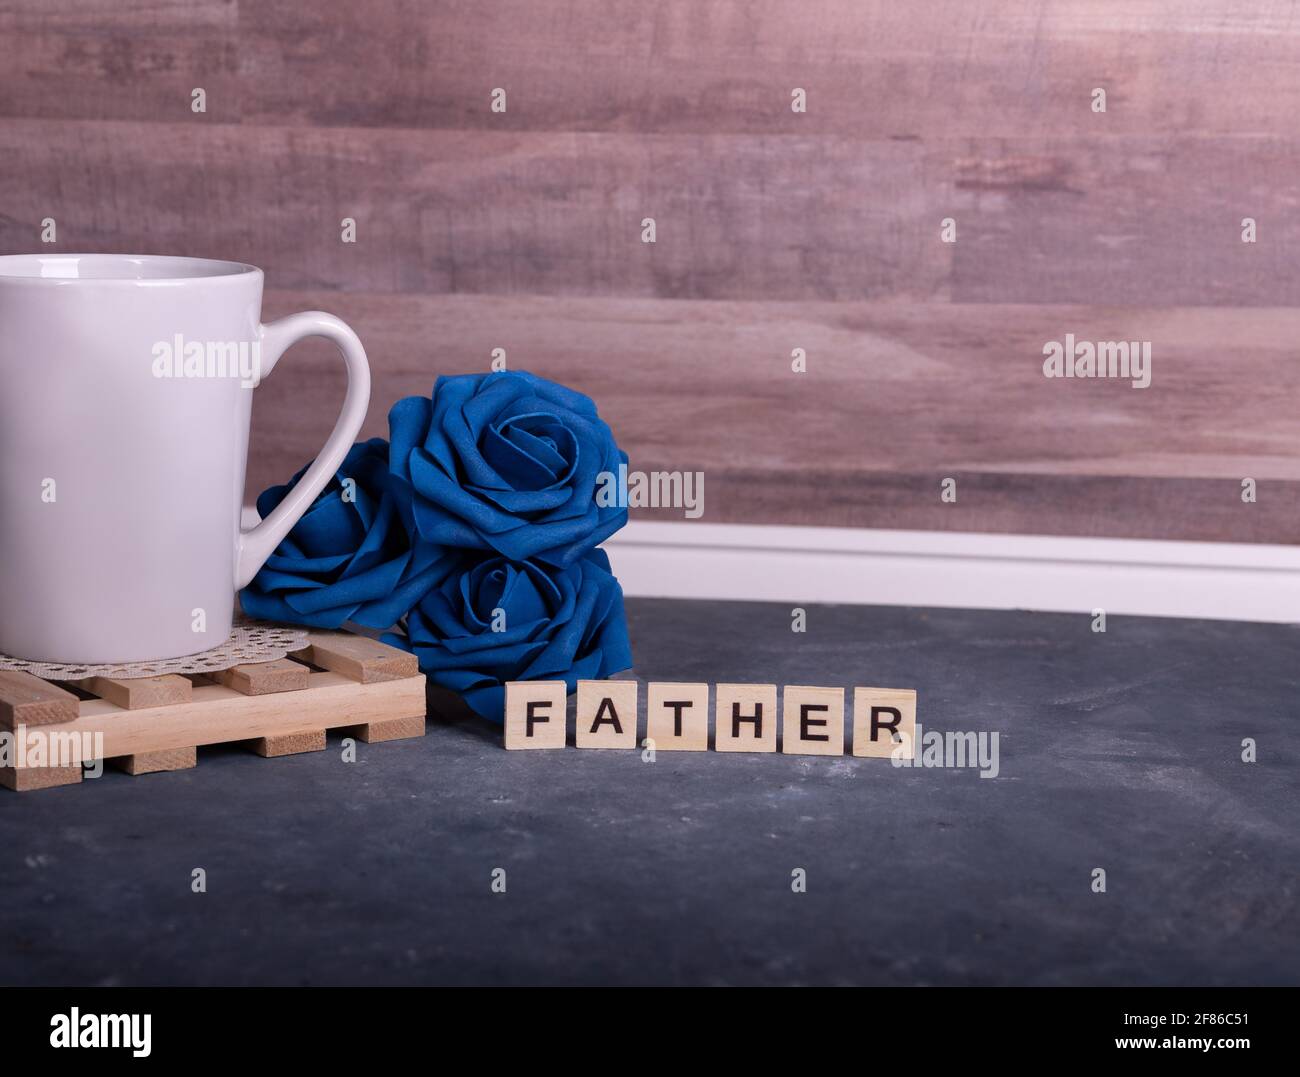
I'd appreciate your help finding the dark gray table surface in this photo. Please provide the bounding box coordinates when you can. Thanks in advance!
[1,598,1296,986]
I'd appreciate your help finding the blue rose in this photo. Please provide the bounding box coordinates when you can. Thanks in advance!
[241,438,456,629]
[384,547,633,722]
[388,371,628,567]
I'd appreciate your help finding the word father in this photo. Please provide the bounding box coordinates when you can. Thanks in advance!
[504,680,916,758]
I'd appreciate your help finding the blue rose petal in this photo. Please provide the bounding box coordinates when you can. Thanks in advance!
[241,438,456,630]
[390,371,629,566]
[384,548,632,723]
[242,371,634,722]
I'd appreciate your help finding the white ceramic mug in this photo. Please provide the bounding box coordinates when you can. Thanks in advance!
[0,253,371,663]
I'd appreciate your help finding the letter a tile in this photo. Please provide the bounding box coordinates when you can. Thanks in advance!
[575,680,638,749]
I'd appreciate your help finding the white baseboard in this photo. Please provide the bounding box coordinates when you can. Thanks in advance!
[606,522,1300,624]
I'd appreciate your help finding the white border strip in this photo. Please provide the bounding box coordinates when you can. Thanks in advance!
[606,522,1300,624]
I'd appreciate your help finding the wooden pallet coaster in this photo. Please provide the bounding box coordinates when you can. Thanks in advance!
[0,632,426,792]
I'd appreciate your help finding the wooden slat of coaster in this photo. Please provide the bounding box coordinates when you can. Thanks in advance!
[346,715,426,744]
[67,673,424,757]
[0,764,82,792]
[210,657,310,696]
[294,632,419,684]
[251,728,327,757]
[114,746,197,776]
[0,670,81,729]
[70,673,192,710]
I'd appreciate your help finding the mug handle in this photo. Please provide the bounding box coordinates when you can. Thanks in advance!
[234,311,372,589]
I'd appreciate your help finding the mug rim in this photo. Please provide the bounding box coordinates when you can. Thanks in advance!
[0,253,261,285]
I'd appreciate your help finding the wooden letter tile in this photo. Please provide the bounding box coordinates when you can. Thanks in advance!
[714,683,777,753]
[575,680,638,749]
[782,686,845,755]
[852,687,917,759]
[645,682,709,752]
[504,681,567,750]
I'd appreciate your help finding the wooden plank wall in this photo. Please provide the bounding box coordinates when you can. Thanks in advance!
[2,1,1298,542]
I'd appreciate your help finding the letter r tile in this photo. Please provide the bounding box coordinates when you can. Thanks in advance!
[852,687,916,760]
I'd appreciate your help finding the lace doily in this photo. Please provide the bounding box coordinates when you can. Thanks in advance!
[0,615,309,680]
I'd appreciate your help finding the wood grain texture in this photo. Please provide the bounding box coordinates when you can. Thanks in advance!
[344,714,426,744]
[238,1,1300,136]
[71,673,192,710]
[251,728,326,757]
[947,138,1300,306]
[57,672,426,758]
[1,636,427,790]
[4,119,1298,305]
[0,763,82,792]
[243,289,1300,542]
[210,657,310,695]
[293,633,420,683]
[2,2,1298,543]
[0,0,240,122]
[12,1,1294,136]
[5,119,1296,306]
[0,119,947,300]
[0,671,81,729]
[114,746,197,776]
